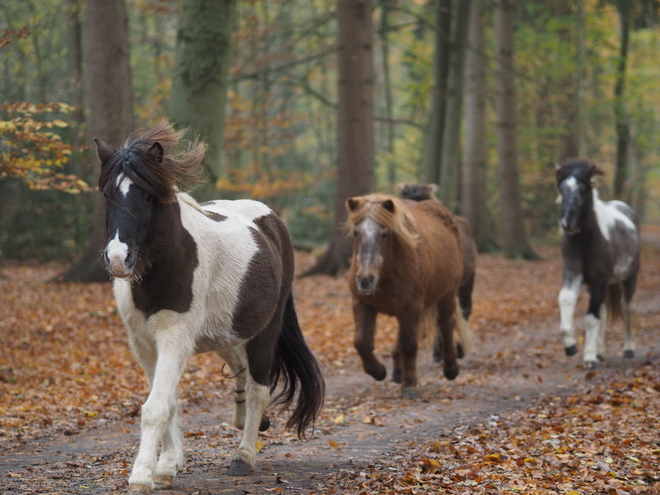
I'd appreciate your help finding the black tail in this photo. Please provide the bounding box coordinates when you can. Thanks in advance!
[270,294,325,438]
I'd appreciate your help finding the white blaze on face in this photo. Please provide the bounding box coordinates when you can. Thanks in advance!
[564,176,578,191]
[105,173,134,277]
[117,173,133,197]
[356,217,384,275]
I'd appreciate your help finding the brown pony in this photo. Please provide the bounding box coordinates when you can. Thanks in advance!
[346,193,469,399]
[397,183,477,362]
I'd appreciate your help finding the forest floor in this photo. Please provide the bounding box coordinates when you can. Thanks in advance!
[1,230,660,494]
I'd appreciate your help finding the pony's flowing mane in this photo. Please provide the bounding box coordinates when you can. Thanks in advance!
[556,158,603,188]
[347,193,419,250]
[98,121,206,203]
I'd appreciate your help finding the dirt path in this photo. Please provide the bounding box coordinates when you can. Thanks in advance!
[2,285,659,495]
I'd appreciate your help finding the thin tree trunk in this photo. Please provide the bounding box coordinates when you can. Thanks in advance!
[170,0,237,202]
[613,0,631,199]
[379,0,396,186]
[304,0,374,277]
[462,0,496,252]
[421,0,451,185]
[494,0,537,260]
[438,0,471,211]
[56,0,135,282]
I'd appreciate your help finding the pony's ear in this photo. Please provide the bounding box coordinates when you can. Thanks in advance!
[93,138,116,165]
[148,142,164,163]
[346,197,362,212]
[382,199,395,212]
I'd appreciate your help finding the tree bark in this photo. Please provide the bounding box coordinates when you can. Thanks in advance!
[170,0,237,202]
[494,0,537,260]
[56,0,135,282]
[462,0,496,252]
[613,0,631,199]
[379,0,396,186]
[438,0,471,211]
[303,0,375,276]
[421,0,451,185]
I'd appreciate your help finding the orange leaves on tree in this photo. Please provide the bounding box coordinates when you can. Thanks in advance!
[0,102,90,193]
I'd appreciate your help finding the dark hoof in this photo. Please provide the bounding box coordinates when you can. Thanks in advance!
[565,345,578,356]
[259,414,270,432]
[228,459,253,476]
[153,474,174,489]
[584,360,597,370]
[443,363,459,381]
[597,354,605,362]
[392,368,402,384]
[401,387,419,400]
[128,484,151,495]
[624,350,634,359]
[457,342,465,359]
[371,364,387,381]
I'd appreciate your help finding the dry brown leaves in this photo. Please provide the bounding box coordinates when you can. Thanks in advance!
[1,238,659,494]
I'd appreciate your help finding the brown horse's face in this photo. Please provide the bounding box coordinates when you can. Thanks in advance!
[352,217,389,295]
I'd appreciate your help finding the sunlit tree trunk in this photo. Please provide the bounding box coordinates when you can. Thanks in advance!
[170,0,236,202]
[57,0,135,282]
[304,0,374,276]
[462,0,496,252]
[494,0,537,260]
[421,0,451,186]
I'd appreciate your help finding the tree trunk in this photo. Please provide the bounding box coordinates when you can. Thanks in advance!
[613,0,631,199]
[379,0,396,186]
[462,0,496,252]
[438,0,471,211]
[303,0,375,277]
[170,0,237,202]
[56,0,135,282]
[494,0,537,260]
[421,0,451,185]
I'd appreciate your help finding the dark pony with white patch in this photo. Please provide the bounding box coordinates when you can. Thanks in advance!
[397,183,478,362]
[346,193,470,399]
[556,158,640,369]
[95,122,324,494]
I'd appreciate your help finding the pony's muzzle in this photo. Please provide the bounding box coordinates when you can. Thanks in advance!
[104,248,136,278]
[356,274,377,295]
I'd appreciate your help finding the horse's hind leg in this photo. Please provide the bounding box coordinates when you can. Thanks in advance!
[218,336,272,476]
[622,276,637,359]
[436,296,459,381]
[352,301,386,381]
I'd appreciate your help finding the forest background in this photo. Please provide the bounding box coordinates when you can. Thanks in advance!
[1,0,660,266]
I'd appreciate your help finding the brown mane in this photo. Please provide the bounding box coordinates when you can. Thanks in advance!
[98,121,206,203]
[346,193,419,250]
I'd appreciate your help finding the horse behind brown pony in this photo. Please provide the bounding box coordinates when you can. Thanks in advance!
[346,193,470,399]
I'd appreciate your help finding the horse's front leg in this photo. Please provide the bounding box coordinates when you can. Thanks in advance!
[352,300,386,381]
[558,270,583,356]
[395,308,422,399]
[584,280,607,369]
[622,277,637,359]
[128,333,190,494]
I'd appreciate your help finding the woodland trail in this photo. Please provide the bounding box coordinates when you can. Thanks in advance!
[1,241,659,494]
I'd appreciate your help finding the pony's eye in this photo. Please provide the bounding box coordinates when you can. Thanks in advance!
[144,196,153,205]
[353,230,359,238]
[380,231,388,239]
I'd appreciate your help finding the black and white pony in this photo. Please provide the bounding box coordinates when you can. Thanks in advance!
[556,158,640,369]
[96,122,324,494]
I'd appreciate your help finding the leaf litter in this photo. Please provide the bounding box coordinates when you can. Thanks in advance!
[0,240,659,493]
